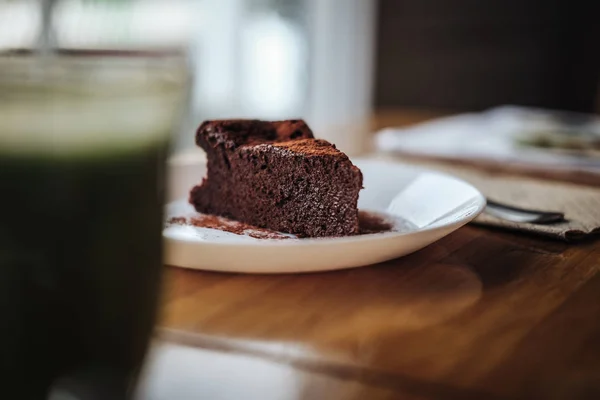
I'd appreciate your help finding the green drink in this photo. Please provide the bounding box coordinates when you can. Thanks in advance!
[0,55,187,399]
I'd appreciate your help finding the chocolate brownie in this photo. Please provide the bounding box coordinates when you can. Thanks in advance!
[189,119,363,237]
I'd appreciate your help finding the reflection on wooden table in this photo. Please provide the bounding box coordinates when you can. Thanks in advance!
[150,111,600,400]
[137,341,418,400]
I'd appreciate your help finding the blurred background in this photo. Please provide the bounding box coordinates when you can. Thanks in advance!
[1,0,598,154]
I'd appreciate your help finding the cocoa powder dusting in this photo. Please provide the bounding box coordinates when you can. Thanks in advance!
[271,139,344,157]
[167,215,291,240]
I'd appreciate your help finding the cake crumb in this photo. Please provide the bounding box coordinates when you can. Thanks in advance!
[358,211,394,234]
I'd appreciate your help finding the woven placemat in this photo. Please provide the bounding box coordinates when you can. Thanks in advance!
[373,154,600,241]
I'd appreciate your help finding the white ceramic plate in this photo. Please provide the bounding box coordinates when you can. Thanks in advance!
[163,157,485,273]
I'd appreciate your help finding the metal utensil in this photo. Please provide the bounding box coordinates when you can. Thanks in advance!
[485,199,565,224]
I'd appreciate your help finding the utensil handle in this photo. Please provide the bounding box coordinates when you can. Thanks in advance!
[485,199,565,224]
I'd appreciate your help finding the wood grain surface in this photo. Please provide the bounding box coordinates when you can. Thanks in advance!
[155,111,600,400]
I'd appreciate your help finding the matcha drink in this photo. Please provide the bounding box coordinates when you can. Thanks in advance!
[0,55,186,399]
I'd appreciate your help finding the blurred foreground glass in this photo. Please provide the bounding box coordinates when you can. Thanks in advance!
[0,54,187,399]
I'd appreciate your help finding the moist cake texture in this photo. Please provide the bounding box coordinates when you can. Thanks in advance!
[189,119,363,237]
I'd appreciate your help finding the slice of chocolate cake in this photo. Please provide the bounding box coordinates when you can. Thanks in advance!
[189,119,363,237]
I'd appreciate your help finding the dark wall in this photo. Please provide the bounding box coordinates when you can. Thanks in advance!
[374,0,600,112]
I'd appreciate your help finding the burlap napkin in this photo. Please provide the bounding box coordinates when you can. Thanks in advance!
[373,154,600,241]
[450,169,600,241]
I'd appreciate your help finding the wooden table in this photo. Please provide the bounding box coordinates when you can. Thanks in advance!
[154,111,600,400]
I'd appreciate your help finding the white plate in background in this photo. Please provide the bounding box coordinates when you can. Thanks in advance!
[163,157,485,273]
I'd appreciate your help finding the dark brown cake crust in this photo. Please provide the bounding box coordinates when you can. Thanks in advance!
[189,119,363,237]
